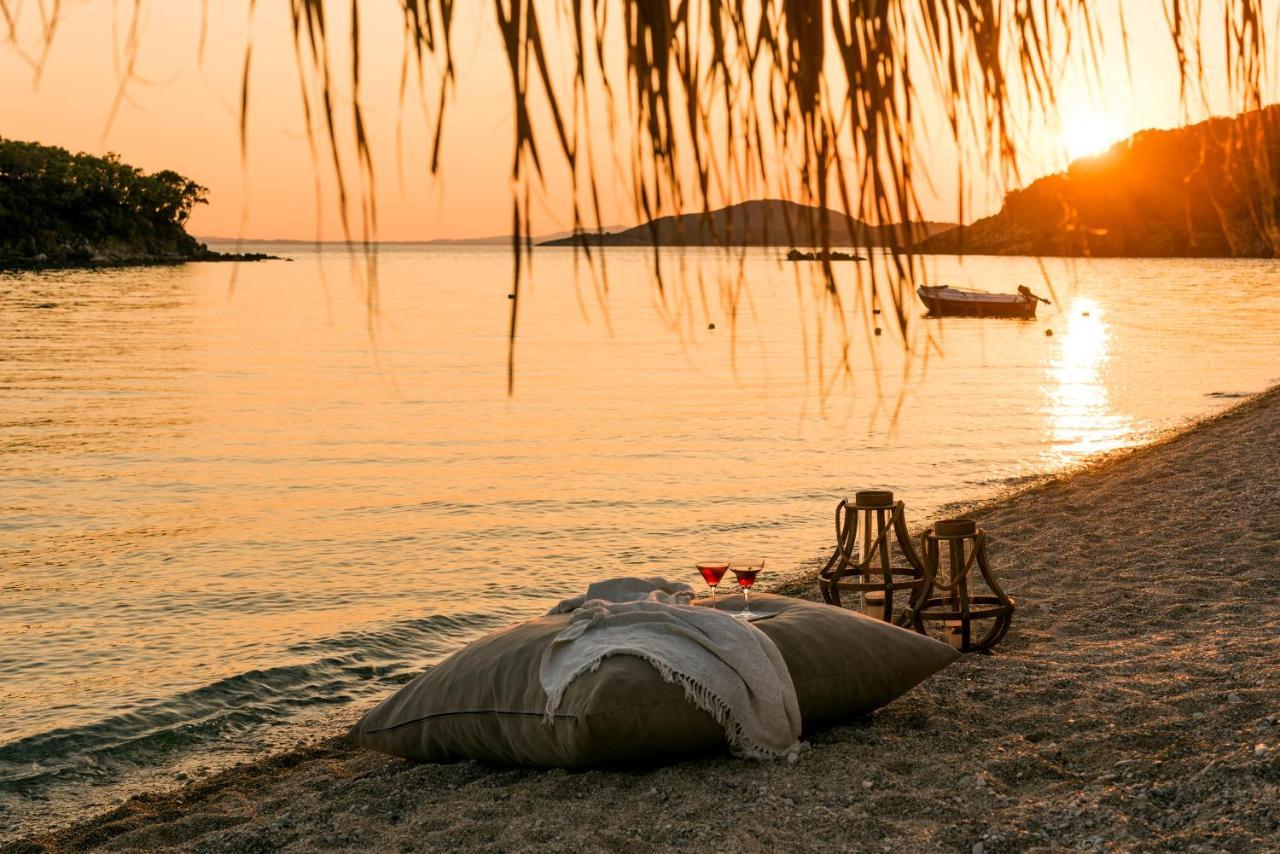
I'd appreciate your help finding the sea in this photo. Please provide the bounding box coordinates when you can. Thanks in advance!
[2,245,1278,836]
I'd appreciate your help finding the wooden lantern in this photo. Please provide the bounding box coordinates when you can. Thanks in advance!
[818,490,927,625]
[909,518,1016,652]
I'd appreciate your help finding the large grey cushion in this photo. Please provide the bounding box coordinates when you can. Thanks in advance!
[350,593,957,767]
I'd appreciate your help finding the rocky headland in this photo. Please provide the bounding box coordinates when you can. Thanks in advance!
[918,107,1280,258]
[0,139,281,269]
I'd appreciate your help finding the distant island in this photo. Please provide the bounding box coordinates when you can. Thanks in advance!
[918,106,1280,258]
[539,199,956,248]
[786,248,865,262]
[0,138,279,268]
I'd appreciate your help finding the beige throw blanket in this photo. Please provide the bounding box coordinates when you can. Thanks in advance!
[541,577,803,760]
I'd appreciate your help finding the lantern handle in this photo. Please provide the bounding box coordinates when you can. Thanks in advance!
[919,529,985,591]
[848,500,903,570]
[831,499,901,574]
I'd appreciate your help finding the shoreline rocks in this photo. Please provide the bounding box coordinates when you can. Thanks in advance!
[0,243,285,270]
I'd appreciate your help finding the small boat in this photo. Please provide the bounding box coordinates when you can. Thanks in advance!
[917,284,1049,319]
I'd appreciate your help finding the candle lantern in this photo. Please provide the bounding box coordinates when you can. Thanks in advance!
[910,518,1015,652]
[818,490,927,625]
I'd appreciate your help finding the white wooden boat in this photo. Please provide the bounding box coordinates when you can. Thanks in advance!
[917,285,1047,319]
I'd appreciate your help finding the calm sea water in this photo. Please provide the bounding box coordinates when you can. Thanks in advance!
[1,246,1278,834]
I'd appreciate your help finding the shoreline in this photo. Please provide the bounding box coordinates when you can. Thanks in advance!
[770,382,1276,596]
[7,386,1279,852]
[0,250,287,271]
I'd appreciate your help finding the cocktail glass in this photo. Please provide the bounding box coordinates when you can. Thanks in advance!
[696,561,729,609]
[730,559,764,619]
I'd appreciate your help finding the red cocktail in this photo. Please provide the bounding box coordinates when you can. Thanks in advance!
[695,561,729,609]
[730,559,765,619]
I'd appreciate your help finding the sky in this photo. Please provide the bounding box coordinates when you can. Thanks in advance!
[2,1,1276,241]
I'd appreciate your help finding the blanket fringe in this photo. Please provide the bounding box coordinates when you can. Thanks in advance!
[543,652,803,762]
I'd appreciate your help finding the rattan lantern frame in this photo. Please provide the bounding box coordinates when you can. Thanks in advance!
[909,518,1015,652]
[818,490,927,625]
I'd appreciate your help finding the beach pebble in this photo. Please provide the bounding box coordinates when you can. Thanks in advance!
[1254,743,1270,757]
[1228,692,1243,704]
[861,779,873,789]
[975,774,988,788]
[973,842,985,854]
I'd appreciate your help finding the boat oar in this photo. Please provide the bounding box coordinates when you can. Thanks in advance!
[1016,285,1051,305]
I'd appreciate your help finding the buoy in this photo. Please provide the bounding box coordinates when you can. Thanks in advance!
[708,322,716,330]
[874,327,883,336]
[507,293,515,299]
[1045,329,1054,337]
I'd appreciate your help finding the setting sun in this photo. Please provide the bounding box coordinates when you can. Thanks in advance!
[1062,109,1123,161]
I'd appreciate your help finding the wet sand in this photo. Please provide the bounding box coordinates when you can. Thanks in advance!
[8,388,1279,852]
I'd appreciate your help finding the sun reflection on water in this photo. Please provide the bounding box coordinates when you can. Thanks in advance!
[1043,297,1134,464]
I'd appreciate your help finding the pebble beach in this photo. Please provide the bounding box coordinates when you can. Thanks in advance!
[7,386,1279,853]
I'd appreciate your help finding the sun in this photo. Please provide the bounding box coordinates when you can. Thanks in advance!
[1061,109,1121,161]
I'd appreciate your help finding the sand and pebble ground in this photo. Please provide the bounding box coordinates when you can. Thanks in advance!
[7,388,1279,852]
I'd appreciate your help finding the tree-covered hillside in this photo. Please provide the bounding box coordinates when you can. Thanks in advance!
[0,138,212,265]
[919,107,1280,258]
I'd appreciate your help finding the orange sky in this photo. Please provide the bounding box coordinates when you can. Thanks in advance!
[2,2,1274,240]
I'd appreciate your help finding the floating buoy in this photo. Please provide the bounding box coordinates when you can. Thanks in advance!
[1045,329,1054,337]
[708,322,716,330]
[874,327,883,336]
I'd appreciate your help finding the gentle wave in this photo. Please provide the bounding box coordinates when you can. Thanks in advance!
[0,609,512,796]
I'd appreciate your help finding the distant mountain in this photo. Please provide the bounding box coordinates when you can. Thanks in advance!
[422,226,627,246]
[538,199,955,247]
[918,106,1280,258]
[198,226,625,246]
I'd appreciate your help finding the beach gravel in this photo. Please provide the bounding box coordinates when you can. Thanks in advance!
[6,389,1279,852]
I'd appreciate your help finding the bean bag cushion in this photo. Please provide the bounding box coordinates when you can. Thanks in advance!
[350,593,957,767]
